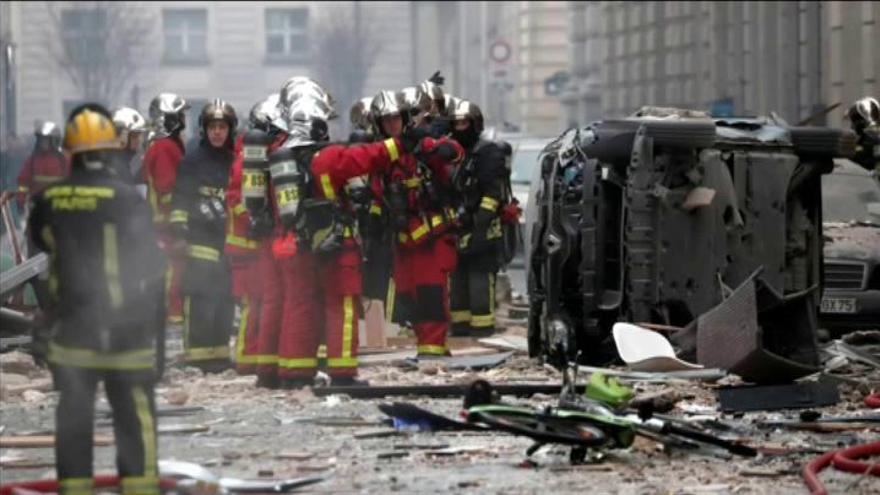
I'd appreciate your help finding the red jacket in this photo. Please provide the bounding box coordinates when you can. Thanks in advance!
[373,136,464,247]
[17,150,70,204]
[142,136,185,226]
[271,138,404,258]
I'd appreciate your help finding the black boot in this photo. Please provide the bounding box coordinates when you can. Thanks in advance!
[280,377,313,390]
[331,376,370,387]
[256,374,280,390]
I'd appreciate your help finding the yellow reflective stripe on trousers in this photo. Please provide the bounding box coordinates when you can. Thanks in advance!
[471,273,495,328]
[369,203,382,215]
[185,346,229,361]
[188,244,220,261]
[320,174,337,200]
[234,297,250,362]
[253,355,279,365]
[132,386,158,478]
[417,345,448,356]
[405,177,421,188]
[327,357,358,368]
[121,476,160,495]
[48,342,155,370]
[383,138,400,162]
[342,296,354,359]
[103,223,124,309]
[385,278,396,322]
[451,310,472,323]
[277,357,319,369]
[60,477,94,495]
[232,203,247,216]
[480,196,500,211]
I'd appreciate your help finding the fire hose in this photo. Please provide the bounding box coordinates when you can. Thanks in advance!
[802,440,880,495]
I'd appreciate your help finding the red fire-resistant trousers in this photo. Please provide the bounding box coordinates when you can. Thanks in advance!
[276,247,362,380]
[230,255,263,375]
[392,234,458,356]
[255,245,284,379]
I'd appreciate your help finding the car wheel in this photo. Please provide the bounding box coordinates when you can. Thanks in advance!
[789,127,857,158]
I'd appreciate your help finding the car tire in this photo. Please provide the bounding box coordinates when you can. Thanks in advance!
[642,120,717,149]
[788,127,857,158]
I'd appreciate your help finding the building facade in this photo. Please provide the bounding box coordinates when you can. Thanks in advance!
[563,1,880,127]
[5,1,413,141]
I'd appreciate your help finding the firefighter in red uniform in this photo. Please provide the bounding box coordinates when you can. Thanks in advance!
[17,120,70,208]
[369,88,465,357]
[227,94,286,375]
[143,93,189,324]
[265,87,452,387]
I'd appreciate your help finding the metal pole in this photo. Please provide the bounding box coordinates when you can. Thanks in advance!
[458,1,466,95]
[480,0,488,112]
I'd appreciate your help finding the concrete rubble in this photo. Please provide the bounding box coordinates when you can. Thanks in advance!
[1,316,878,493]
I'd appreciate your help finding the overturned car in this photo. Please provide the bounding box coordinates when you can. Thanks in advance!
[527,108,857,370]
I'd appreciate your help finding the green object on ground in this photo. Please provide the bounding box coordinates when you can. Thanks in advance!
[585,372,634,408]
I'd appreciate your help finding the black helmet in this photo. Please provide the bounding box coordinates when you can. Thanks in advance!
[199,98,238,143]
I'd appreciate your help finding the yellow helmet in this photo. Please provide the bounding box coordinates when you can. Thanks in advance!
[63,104,121,154]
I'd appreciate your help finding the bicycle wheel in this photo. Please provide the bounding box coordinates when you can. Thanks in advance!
[466,405,608,447]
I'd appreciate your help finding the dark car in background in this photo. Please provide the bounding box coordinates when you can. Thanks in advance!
[820,160,880,333]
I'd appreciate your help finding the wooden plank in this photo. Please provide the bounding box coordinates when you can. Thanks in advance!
[0,435,113,448]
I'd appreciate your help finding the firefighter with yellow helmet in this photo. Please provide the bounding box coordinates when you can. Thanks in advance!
[28,103,166,495]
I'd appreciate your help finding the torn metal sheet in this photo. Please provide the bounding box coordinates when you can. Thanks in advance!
[697,273,819,384]
[0,253,48,299]
[404,351,515,370]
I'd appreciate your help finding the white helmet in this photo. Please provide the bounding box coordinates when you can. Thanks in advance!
[112,107,148,145]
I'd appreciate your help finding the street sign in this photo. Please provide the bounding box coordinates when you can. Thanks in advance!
[490,40,511,64]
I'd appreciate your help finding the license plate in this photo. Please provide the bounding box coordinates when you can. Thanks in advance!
[821,297,857,314]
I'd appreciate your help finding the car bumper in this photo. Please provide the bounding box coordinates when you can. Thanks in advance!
[819,289,880,331]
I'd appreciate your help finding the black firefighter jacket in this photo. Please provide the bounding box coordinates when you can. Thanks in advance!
[28,166,166,370]
[169,141,235,295]
[458,139,507,257]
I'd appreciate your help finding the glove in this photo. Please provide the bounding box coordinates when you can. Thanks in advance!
[400,127,432,154]
[421,139,460,163]
[428,70,445,86]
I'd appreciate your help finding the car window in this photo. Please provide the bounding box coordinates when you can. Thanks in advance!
[511,148,542,184]
[822,172,880,225]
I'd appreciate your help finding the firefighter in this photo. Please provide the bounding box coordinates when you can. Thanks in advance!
[254,78,335,388]
[111,107,148,185]
[369,88,465,357]
[168,99,237,372]
[448,100,509,336]
[227,95,287,375]
[846,96,880,173]
[266,88,443,387]
[17,120,70,208]
[143,93,189,325]
[349,97,375,143]
[28,103,165,495]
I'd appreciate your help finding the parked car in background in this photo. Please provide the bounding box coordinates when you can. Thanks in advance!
[820,159,880,333]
